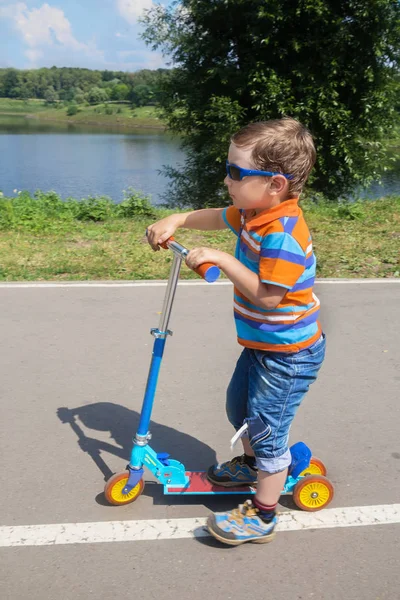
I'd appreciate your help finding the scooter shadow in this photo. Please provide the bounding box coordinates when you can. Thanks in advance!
[57,401,241,511]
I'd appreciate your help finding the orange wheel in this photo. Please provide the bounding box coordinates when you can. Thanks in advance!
[298,456,327,477]
[293,475,334,512]
[104,471,144,506]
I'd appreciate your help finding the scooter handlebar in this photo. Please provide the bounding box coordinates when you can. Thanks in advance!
[160,236,220,283]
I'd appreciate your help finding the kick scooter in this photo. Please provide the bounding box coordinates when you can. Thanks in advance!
[104,237,334,512]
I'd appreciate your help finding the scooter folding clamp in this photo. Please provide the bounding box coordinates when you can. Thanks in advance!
[134,432,152,446]
[151,327,173,339]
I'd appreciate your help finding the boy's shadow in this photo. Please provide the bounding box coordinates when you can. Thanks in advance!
[57,402,240,510]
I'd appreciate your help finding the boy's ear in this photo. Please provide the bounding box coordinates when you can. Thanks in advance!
[269,175,288,195]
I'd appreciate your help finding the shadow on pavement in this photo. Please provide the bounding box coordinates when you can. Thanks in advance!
[57,402,245,509]
[57,402,296,512]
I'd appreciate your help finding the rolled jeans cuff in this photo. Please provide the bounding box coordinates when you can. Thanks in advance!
[255,448,292,473]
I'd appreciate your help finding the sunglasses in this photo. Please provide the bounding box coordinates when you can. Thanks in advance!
[226,161,293,181]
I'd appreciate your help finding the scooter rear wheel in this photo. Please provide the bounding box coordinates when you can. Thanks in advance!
[298,456,327,477]
[104,471,145,506]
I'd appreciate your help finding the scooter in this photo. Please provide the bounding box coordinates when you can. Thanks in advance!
[104,237,334,512]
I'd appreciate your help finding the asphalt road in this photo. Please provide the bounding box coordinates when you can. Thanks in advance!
[0,280,399,600]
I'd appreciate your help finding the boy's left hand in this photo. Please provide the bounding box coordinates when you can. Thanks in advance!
[186,247,228,271]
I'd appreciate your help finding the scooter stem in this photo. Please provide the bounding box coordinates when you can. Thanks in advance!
[158,244,186,335]
[136,249,183,439]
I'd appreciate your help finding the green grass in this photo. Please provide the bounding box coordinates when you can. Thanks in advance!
[0,98,164,129]
[0,191,399,281]
[0,98,50,113]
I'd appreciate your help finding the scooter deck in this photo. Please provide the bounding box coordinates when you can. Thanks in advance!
[164,471,256,495]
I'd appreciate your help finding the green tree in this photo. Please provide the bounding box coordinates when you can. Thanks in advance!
[142,0,400,205]
[86,86,109,104]
[110,83,129,101]
[44,86,59,104]
[130,84,153,106]
[3,69,21,98]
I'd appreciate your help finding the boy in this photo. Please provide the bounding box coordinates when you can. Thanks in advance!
[147,117,326,546]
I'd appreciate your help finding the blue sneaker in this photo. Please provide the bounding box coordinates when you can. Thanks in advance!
[207,500,277,545]
[207,454,257,487]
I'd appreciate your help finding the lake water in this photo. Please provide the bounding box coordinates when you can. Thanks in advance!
[0,115,398,203]
[0,116,185,205]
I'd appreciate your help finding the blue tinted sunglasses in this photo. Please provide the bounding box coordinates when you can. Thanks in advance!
[226,161,293,181]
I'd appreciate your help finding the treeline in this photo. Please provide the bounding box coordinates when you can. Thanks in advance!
[0,67,172,107]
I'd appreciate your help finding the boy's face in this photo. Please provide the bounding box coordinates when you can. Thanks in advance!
[224,143,289,213]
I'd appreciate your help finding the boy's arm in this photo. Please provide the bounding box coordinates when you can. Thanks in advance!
[147,208,227,251]
[186,248,287,310]
[220,254,287,310]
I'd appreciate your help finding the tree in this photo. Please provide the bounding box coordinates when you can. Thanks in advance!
[110,83,129,101]
[44,86,59,104]
[3,68,21,98]
[86,86,109,104]
[130,84,153,106]
[142,0,400,205]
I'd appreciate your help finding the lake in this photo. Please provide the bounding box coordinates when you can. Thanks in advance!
[0,116,185,205]
[0,115,398,203]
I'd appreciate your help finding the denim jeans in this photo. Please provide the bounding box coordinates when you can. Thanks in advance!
[226,334,326,473]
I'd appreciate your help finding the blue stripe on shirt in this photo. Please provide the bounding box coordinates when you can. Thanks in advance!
[261,232,305,256]
[234,310,320,333]
[236,318,319,346]
[260,248,306,266]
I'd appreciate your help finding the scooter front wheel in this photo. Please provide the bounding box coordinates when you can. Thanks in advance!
[293,475,334,511]
[104,471,145,506]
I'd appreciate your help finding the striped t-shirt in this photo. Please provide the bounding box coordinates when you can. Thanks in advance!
[222,199,321,353]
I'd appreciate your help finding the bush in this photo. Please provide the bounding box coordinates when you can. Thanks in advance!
[117,188,156,218]
[0,189,157,230]
[105,105,114,115]
[74,196,114,221]
[0,191,74,232]
[67,104,78,116]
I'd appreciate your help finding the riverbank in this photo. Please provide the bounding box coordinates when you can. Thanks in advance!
[0,99,165,130]
[0,191,399,280]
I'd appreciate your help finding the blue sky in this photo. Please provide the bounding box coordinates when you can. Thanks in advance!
[0,0,174,71]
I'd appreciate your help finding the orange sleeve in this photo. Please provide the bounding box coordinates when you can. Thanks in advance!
[222,206,241,236]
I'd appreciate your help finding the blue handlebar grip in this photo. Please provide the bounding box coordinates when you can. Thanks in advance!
[204,265,220,283]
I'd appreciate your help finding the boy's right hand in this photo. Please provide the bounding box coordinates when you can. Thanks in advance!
[146,214,182,251]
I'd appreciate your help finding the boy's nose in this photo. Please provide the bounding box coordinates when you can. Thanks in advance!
[224,175,230,186]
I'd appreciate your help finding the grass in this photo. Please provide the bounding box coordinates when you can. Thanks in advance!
[0,98,164,129]
[0,191,399,281]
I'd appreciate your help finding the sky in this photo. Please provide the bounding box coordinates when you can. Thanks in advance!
[0,0,174,72]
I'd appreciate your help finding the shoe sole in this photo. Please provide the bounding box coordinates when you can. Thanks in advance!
[207,523,276,546]
[206,474,257,488]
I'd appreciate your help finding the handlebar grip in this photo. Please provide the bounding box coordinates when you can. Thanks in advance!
[159,236,174,250]
[194,262,220,283]
[159,236,220,282]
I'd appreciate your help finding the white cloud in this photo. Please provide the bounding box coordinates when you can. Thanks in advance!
[1,2,103,64]
[25,48,43,65]
[117,0,153,25]
[118,49,167,70]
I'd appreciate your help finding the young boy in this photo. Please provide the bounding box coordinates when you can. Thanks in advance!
[147,117,326,546]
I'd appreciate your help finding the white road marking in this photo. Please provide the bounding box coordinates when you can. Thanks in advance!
[0,279,399,288]
[1,504,399,547]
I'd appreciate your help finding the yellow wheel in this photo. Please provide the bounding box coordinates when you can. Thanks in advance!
[298,456,327,477]
[293,475,334,512]
[104,471,144,506]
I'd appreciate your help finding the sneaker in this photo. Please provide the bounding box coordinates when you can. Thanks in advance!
[207,454,257,487]
[207,500,277,546]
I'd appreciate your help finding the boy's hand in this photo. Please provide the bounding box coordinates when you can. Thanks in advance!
[186,247,228,270]
[146,214,182,251]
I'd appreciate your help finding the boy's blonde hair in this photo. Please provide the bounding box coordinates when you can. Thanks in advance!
[231,117,316,196]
